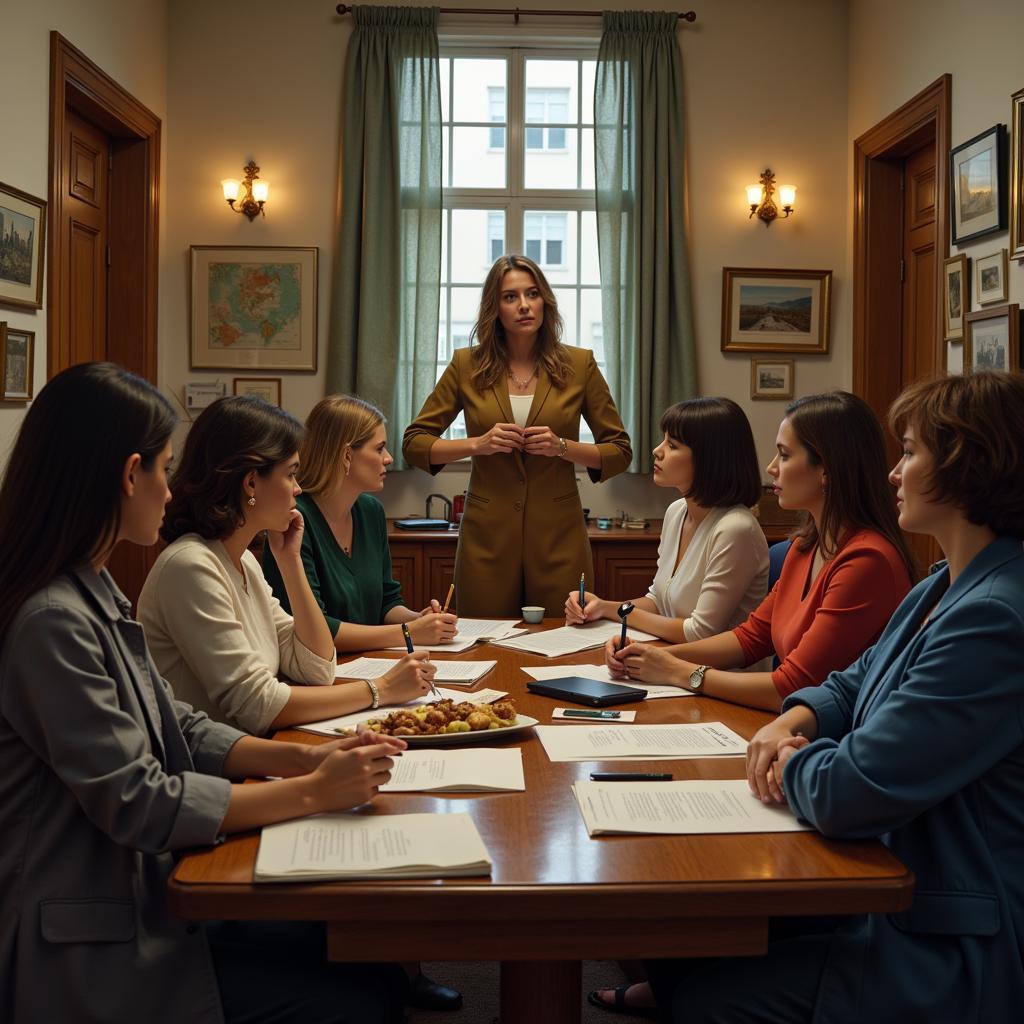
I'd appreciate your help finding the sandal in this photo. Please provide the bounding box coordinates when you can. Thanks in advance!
[587,985,658,1019]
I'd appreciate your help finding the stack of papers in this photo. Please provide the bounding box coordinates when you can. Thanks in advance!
[572,778,812,835]
[337,657,496,686]
[535,722,748,762]
[381,748,524,792]
[254,812,493,881]
[522,663,693,700]
[492,620,659,658]
[296,686,509,737]
[386,618,526,653]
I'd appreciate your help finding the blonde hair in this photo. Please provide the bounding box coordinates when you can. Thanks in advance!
[469,254,573,391]
[299,395,385,496]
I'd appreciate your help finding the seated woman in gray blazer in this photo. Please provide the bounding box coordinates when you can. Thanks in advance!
[648,369,1024,1024]
[0,363,407,1023]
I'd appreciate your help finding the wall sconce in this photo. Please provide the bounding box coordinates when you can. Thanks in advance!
[746,168,796,226]
[221,160,269,221]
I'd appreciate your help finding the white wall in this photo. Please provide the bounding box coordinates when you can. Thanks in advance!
[847,0,1024,372]
[163,0,852,520]
[0,0,168,461]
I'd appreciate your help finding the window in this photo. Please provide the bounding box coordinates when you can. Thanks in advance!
[439,50,601,442]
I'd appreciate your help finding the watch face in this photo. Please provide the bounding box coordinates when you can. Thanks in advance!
[688,667,704,690]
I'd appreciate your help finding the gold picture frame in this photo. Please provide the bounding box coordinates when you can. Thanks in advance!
[942,254,969,341]
[0,322,35,401]
[963,303,1020,372]
[1010,86,1024,261]
[750,358,794,400]
[233,376,282,406]
[0,181,47,311]
[721,268,832,354]
[975,249,1008,305]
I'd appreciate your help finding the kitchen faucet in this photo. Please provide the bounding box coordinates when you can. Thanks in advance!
[425,493,452,521]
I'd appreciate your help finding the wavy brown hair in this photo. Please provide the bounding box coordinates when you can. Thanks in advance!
[299,394,386,496]
[161,395,304,543]
[889,371,1024,538]
[469,254,573,391]
[785,391,917,580]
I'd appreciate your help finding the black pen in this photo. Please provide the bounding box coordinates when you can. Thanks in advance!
[401,622,414,654]
[562,709,621,719]
[590,771,673,781]
[617,601,634,650]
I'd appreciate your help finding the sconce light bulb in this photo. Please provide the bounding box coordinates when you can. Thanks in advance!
[252,180,269,203]
[779,185,797,209]
[745,184,763,207]
[221,179,240,202]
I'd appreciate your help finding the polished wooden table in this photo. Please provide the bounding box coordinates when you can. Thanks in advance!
[169,622,913,1023]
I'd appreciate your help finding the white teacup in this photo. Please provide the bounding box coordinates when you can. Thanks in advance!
[521,605,545,624]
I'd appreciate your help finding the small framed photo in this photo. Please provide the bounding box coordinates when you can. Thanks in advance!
[942,254,969,341]
[721,268,832,354]
[975,249,1008,305]
[750,358,794,400]
[233,376,282,406]
[963,304,1020,372]
[950,124,1007,245]
[190,246,318,370]
[1009,86,1024,261]
[0,182,47,310]
[0,323,35,401]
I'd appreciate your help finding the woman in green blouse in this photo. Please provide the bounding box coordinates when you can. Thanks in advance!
[264,395,459,652]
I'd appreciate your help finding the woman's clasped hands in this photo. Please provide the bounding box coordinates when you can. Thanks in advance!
[745,718,810,804]
[474,423,563,458]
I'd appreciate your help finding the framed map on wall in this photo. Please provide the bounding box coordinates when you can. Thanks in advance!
[190,246,318,370]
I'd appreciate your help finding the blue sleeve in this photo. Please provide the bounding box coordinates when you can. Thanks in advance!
[782,640,878,740]
[783,596,1024,839]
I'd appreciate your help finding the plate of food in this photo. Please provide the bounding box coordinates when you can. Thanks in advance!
[360,698,537,746]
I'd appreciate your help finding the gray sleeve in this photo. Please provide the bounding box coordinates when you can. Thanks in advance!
[1,602,231,853]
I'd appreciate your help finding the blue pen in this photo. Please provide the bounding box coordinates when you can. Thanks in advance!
[401,622,415,654]
[579,572,586,611]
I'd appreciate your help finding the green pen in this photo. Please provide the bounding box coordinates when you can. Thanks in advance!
[562,709,621,719]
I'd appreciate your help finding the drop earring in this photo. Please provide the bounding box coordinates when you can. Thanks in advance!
[247,496,256,507]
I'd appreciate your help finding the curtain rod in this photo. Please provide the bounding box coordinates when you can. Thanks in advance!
[335,5,697,23]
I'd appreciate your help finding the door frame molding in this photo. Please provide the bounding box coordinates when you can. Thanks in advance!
[852,74,951,405]
[48,31,161,381]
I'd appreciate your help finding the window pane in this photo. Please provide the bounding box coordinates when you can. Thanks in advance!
[451,127,505,188]
[450,209,503,282]
[440,58,451,122]
[525,60,579,120]
[554,287,579,346]
[525,125,543,150]
[487,211,505,264]
[523,211,570,271]
[441,211,449,282]
[580,128,595,189]
[450,287,481,343]
[580,212,600,285]
[580,289,604,364]
[524,128,579,188]
[442,125,450,187]
[452,58,506,122]
[581,61,596,124]
[548,127,566,150]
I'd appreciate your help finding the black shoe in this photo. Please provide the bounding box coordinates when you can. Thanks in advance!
[406,972,464,1011]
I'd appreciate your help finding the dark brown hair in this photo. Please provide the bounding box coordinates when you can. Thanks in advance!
[888,370,1024,538]
[0,362,175,643]
[786,391,916,579]
[469,253,573,391]
[161,395,304,543]
[659,397,761,508]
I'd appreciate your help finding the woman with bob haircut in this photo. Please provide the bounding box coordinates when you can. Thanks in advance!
[648,370,1024,1023]
[263,394,459,651]
[607,391,916,712]
[567,397,768,642]
[139,396,435,737]
[0,363,407,1024]
[403,253,632,618]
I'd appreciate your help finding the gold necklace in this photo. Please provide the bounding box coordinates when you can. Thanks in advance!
[508,365,538,389]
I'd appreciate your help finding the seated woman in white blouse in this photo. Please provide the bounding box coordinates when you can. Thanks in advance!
[139,396,435,738]
[566,397,768,641]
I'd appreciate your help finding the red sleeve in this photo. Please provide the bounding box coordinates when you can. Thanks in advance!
[732,585,777,666]
[770,544,909,698]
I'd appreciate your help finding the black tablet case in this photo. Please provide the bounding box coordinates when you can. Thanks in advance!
[526,676,647,707]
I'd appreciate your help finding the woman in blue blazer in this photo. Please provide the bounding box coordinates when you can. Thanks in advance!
[652,370,1024,1023]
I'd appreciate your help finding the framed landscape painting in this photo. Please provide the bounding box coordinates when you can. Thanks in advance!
[190,246,318,370]
[950,125,1006,245]
[963,304,1020,372]
[0,323,34,401]
[722,268,832,354]
[0,182,46,311]
[750,358,794,400]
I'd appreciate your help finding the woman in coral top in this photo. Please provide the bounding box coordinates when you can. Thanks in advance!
[606,391,916,711]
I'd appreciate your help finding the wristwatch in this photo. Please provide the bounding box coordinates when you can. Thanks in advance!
[687,664,709,692]
[366,679,380,710]
[557,437,568,458]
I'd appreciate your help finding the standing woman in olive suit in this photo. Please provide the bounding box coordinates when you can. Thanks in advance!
[403,254,632,617]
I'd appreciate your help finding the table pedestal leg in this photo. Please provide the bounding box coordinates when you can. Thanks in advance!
[500,960,582,1023]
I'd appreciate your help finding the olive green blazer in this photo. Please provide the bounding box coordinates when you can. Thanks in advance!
[403,346,632,617]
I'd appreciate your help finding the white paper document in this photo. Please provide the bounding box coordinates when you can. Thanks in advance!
[572,778,813,835]
[491,620,660,658]
[535,722,748,762]
[254,812,493,881]
[522,663,693,700]
[295,686,509,737]
[336,657,497,685]
[385,618,525,653]
[380,748,524,792]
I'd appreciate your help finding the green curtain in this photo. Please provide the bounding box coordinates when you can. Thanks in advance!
[329,6,441,470]
[594,11,697,474]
